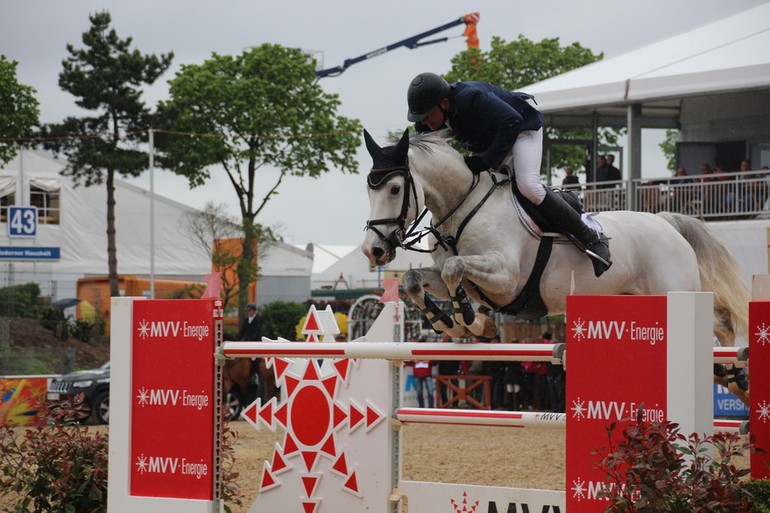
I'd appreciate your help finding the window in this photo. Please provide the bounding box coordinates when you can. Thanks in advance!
[29,178,60,225]
[0,176,16,223]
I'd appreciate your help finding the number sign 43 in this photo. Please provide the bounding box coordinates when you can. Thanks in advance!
[8,206,38,238]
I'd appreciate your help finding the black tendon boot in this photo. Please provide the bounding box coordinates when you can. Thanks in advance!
[535,189,612,277]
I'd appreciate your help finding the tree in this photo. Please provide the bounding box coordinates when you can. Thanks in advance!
[41,12,172,296]
[659,129,679,174]
[158,44,361,317]
[0,55,39,165]
[445,35,615,176]
[182,202,277,311]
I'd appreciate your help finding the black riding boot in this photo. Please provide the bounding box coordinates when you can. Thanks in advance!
[535,188,612,277]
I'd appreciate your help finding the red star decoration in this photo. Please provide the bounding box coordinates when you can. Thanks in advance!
[241,356,385,511]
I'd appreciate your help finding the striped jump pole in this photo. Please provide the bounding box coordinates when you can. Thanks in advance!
[396,407,748,434]
[219,341,565,363]
[713,346,749,364]
[221,340,743,365]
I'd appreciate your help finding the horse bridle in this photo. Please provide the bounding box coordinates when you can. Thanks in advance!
[364,160,423,250]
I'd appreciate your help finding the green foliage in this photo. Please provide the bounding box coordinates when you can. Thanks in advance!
[446,35,602,89]
[0,393,244,513]
[159,43,360,313]
[42,11,173,186]
[162,283,206,299]
[596,409,752,512]
[0,397,108,512]
[40,11,173,296]
[445,35,619,174]
[0,55,40,165]
[744,479,770,512]
[0,282,41,318]
[259,300,308,339]
[660,129,679,174]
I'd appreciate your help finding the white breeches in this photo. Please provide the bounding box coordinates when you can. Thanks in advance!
[502,128,545,205]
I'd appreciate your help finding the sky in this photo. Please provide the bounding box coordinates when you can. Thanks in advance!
[1,0,767,247]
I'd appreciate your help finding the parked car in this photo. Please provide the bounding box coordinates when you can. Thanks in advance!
[47,361,111,424]
[47,361,243,424]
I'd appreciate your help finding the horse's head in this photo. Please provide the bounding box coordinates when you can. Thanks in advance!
[361,129,424,266]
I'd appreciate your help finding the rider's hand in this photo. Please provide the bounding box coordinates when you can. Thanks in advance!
[463,155,489,174]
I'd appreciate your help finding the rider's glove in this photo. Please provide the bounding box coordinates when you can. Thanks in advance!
[463,155,489,174]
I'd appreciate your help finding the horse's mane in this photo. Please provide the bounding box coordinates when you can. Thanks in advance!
[409,129,455,157]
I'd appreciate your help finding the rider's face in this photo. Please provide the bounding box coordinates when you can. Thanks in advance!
[423,101,447,131]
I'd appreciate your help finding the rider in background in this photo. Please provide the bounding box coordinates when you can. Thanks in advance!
[406,72,612,277]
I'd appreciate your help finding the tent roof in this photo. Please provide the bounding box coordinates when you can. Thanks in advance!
[525,3,770,120]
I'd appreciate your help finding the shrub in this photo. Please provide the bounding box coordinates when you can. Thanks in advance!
[745,479,770,512]
[595,408,752,512]
[0,395,108,512]
[0,393,244,513]
[260,300,308,339]
[0,283,42,318]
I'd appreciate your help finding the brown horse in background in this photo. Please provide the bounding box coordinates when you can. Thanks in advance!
[222,357,279,416]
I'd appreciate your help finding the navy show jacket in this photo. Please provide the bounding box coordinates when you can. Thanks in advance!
[416,81,544,169]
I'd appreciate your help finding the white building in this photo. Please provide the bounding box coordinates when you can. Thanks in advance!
[0,148,211,301]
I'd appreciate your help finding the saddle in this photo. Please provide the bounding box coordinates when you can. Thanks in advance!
[482,183,585,321]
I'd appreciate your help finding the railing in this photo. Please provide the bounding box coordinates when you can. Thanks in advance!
[567,169,770,220]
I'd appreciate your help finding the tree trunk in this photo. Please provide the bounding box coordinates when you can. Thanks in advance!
[106,168,119,297]
[237,223,256,319]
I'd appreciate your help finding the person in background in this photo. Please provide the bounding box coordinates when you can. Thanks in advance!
[543,332,566,413]
[606,154,621,182]
[483,334,508,410]
[238,303,262,383]
[409,337,435,408]
[238,303,261,341]
[437,332,460,407]
[520,336,547,410]
[503,338,523,410]
[673,165,694,214]
[561,167,580,189]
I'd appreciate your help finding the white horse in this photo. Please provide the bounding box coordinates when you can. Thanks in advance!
[361,129,750,399]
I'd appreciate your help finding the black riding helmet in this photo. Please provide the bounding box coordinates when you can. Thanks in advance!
[407,72,451,122]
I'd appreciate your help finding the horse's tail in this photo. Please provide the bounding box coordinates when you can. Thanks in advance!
[657,211,749,341]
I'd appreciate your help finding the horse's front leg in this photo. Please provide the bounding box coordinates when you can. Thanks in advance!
[441,253,512,338]
[402,267,469,338]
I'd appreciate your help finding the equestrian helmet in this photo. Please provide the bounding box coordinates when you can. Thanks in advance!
[407,72,451,122]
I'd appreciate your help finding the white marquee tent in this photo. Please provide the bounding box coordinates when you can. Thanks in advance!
[524,2,770,190]
[0,149,211,299]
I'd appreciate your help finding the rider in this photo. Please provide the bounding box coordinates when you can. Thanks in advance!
[406,72,612,277]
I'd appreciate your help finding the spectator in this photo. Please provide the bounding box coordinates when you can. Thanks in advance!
[606,154,621,182]
[673,165,694,213]
[410,337,435,408]
[237,303,262,383]
[595,155,612,188]
[757,166,770,219]
[543,332,565,413]
[698,162,717,214]
[520,336,548,410]
[562,167,580,189]
[437,333,460,407]
[483,335,507,410]
[503,338,523,410]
